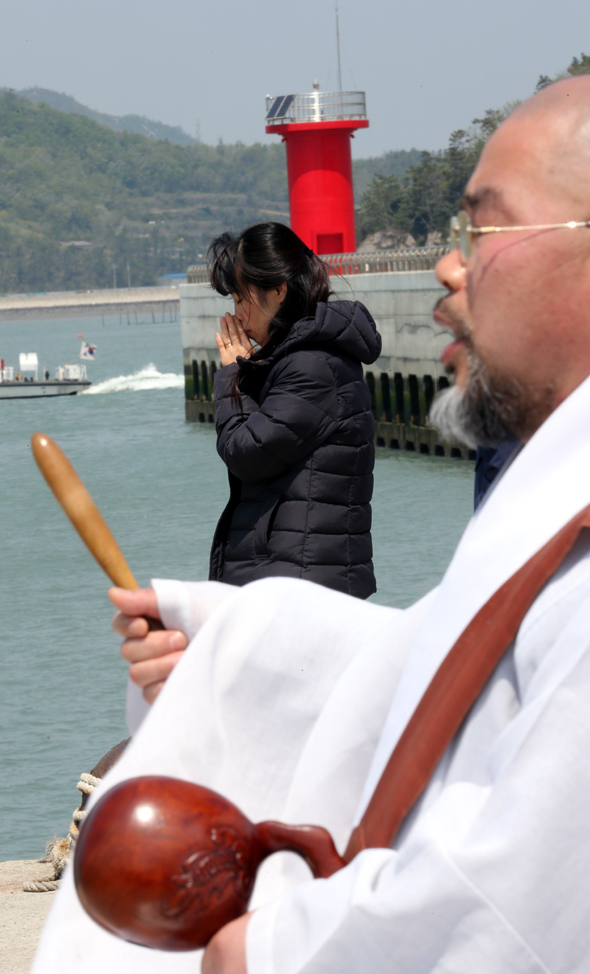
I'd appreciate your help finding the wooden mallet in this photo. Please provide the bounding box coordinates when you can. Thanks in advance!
[31,431,139,590]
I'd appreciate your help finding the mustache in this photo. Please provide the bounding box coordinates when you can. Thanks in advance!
[433,296,473,342]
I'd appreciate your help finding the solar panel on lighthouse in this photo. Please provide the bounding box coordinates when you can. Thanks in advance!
[265,95,294,121]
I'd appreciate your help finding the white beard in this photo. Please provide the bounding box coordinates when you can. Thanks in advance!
[429,385,481,450]
[428,351,522,449]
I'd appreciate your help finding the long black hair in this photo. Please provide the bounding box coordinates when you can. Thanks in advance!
[208,222,332,361]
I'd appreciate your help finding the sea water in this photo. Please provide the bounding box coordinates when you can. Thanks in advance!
[0,311,474,861]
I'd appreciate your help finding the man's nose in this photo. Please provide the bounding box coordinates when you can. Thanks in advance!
[435,247,467,293]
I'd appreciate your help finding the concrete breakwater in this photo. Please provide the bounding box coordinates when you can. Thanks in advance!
[180,261,475,461]
[0,285,180,321]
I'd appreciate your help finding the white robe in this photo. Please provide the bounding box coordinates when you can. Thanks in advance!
[33,374,590,974]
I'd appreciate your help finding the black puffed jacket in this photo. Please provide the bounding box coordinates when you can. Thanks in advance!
[209,300,381,598]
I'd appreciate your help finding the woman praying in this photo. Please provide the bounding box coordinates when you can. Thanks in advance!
[207,221,380,599]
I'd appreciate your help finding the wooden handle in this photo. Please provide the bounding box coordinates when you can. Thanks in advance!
[255,821,344,879]
[31,432,139,590]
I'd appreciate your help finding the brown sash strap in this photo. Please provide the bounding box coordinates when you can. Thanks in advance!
[345,502,590,862]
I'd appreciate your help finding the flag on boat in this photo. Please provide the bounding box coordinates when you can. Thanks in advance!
[80,341,97,361]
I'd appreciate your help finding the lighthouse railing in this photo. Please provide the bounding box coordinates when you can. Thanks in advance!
[321,245,448,275]
[187,245,448,284]
[265,91,366,124]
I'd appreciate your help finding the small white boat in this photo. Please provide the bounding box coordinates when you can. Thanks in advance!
[0,353,91,399]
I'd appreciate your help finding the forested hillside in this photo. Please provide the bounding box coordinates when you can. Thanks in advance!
[0,91,293,292]
[0,91,419,293]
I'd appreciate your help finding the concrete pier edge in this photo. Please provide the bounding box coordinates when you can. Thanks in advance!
[0,285,180,321]
[0,859,55,973]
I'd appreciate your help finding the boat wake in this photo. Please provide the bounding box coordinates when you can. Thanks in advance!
[83,364,184,395]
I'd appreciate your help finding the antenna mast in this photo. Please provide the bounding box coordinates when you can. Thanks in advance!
[335,3,343,98]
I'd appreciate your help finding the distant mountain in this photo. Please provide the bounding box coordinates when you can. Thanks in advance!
[15,87,197,147]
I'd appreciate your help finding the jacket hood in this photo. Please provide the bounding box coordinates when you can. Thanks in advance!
[261,300,381,366]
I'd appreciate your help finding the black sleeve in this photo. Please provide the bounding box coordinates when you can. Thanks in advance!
[213,352,339,483]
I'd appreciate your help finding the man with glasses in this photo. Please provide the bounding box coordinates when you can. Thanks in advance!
[35,76,590,974]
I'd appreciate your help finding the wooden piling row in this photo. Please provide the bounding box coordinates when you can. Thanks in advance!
[183,359,475,461]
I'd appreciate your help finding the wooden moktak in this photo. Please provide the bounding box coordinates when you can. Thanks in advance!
[32,432,590,951]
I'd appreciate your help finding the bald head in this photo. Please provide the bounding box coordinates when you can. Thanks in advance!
[513,74,590,129]
[481,76,590,213]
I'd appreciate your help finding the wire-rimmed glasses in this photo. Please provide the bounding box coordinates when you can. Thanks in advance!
[449,210,590,259]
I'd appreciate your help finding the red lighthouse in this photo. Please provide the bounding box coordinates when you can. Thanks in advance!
[265,84,368,255]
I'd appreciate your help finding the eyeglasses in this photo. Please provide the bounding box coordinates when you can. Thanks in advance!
[450,209,590,259]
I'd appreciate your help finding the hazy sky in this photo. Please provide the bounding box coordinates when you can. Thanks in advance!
[1,0,588,157]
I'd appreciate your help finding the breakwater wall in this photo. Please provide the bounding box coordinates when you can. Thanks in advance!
[0,286,180,321]
[180,263,475,461]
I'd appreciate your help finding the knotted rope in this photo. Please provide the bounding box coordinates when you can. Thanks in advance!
[23,773,101,892]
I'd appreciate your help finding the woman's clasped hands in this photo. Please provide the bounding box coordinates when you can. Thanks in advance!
[110,587,188,704]
[215,311,255,367]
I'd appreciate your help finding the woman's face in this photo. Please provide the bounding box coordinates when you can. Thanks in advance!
[232,284,286,347]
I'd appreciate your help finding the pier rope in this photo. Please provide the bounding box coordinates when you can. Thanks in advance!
[23,772,101,893]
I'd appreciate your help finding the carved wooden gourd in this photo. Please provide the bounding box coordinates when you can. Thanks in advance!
[74,775,345,951]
